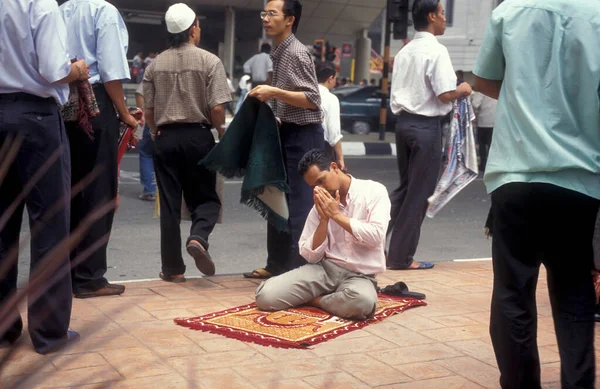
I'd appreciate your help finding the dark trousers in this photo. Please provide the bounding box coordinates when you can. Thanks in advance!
[0,93,72,353]
[153,124,221,276]
[387,114,443,269]
[477,126,493,172]
[66,85,119,294]
[266,122,325,275]
[490,183,599,389]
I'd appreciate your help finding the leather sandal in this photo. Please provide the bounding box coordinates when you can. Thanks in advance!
[243,268,272,279]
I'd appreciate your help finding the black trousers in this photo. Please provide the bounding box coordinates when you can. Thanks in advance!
[66,85,119,294]
[266,122,325,275]
[477,126,493,172]
[490,183,599,389]
[153,124,221,276]
[387,113,443,269]
[0,93,72,354]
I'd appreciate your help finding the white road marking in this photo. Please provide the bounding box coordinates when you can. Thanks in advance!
[453,257,492,262]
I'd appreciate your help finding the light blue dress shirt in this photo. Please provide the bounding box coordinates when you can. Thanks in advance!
[474,0,600,200]
[0,0,71,104]
[60,0,130,85]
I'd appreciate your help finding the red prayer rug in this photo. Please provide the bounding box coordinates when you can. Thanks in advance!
[174,294,426,349]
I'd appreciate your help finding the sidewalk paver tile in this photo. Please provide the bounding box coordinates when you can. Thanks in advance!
[302,371,371,388]
[255,379,313,389]
[369,343,464,365]
[435,356,500,388]
[395,362,454,381]
[50,352,109,370]
[140,330,206,358]
[378,376,485,389]
[170,350,271,373]
[324,354,413,386]
[233,359,338,383]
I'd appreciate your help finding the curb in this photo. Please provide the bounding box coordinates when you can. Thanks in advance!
[342,142,396,157]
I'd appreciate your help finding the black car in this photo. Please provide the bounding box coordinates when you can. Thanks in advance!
[331,85,395,135]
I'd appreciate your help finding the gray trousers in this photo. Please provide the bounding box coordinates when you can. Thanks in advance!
[255,260,378,320]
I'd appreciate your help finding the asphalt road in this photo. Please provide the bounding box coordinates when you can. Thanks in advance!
[17,155,492,283]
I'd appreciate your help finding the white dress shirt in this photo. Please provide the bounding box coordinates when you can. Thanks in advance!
[60,0,130,84]
[243,52,273,83]
[470,92,497,128]
[318,85,343,147]
[390,31,457,117]
[0,0,71,104]
[299,177,391,275]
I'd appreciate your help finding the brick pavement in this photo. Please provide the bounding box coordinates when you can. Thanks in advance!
[2,261,599,389]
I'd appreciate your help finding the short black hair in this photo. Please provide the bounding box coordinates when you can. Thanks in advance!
[316,61,336,83]
[168,19,198,48]
[269,0,303,34]
[261,43,271,54]
[412,0,440,31]
[298,149,333,176]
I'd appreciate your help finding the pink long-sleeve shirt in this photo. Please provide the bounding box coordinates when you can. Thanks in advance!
[299,177,391,275]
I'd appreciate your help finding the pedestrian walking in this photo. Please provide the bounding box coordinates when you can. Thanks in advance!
[60,0,137,298]
[243,43,273,86]
[470,91,497,173]
[474,0,600,387]
[144,3,232,283]
[316,62,344,170]
[0,0,89,354]
[387,0,471,270]
[134,83,156,201]
[244,0,324,279]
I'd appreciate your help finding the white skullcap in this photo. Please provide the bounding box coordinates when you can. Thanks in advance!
[165,3,196,34]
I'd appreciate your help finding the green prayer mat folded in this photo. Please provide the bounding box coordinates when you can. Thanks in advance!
[199,96,290,232]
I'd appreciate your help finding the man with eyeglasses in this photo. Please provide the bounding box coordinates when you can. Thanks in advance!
[244,0,324,280]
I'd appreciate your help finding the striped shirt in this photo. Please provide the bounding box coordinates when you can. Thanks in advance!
[270,34,322,126]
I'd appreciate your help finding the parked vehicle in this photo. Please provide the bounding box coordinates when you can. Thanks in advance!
[331,85,395,135]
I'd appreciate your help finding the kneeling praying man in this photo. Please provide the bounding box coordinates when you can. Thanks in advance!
[255,149,391,320]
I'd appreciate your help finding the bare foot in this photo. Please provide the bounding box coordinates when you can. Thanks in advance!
[307,296,323,308]
[409,261,422,269]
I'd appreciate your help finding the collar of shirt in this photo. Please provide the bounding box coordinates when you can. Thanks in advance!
[413,31,438,42]
[271,34,296,61]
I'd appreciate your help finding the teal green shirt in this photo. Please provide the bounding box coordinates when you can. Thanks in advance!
[474,0,600,199]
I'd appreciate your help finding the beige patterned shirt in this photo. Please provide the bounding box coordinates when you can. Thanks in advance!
[143,43,232,127]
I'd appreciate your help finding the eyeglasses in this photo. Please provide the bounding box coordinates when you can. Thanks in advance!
[260,10,286,20]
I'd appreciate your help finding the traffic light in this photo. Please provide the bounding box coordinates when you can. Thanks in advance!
[388,0,412,40]
[324,42,336,62]
[313,39,325,62]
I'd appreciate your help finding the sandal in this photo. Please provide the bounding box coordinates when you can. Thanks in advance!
[243,268,272,279]
[186,241,215,276]
[159,272,186,283]
[377,281,426,300]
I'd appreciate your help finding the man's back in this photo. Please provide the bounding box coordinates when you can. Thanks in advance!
[0,0,70,103]
[475,0,600,199]
[60,0,129,84]
[144,44,231,127]
[243,52,272,83]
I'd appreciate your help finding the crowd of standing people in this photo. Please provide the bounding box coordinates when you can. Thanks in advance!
[1,2,599,389]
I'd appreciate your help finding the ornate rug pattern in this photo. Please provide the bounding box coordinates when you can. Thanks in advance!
[174,295,426,349]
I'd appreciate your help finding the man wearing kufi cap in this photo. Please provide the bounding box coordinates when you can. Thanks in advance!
[144,3,232,283]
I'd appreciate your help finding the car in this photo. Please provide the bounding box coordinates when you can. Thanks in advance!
[331,85,395,135]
